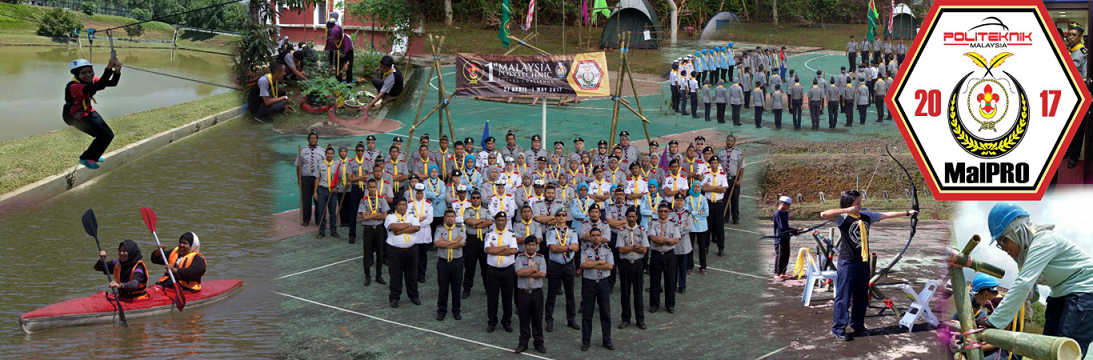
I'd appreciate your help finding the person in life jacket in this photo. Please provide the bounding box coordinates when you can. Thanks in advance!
[362,55,404,114]
[152,232,207,292]
[248,60,292,123]
[94,240,149,300]
[64,57,122,169]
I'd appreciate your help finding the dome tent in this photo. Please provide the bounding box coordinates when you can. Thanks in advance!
[599,0,661,49]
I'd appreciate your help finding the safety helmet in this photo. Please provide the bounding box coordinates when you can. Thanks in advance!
[70,59,92,71]
[971,273,1000,293]
[987,202,1029,241]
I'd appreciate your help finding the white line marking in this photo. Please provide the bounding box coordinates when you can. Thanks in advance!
[748,159,769,165]
[706,266,766,280]
[274,292,555,360]
[428,72,456,91]
[275,256,363,280]
[741,195,759,200]
[804,54,834,73]
[755,345,792,360]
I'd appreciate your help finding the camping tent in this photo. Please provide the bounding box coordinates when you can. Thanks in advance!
[699,12,743,40]
[886,3,917,40]
[600,0,661,49]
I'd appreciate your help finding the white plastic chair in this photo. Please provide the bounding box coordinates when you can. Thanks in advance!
[898,280,940,331]
[802,254,838,307]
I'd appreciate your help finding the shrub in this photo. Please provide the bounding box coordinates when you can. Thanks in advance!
[124,23,143,37]
[36,8,81,38]
[131,8,152,21]
[80,1,95,15]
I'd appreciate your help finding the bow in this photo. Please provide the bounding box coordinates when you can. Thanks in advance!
[755,221,833,241]
[869,144,919,287]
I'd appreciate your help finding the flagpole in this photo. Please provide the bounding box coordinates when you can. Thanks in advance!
[542,96,547,146]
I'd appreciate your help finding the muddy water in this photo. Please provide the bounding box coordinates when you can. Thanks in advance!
[0,46,232,142]
[0,118,280,358]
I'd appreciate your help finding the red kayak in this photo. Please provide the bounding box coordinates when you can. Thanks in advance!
[19,279,244,333]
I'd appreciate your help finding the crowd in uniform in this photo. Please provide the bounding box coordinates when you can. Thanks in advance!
[294,130,746,353]
[668,37,907,130]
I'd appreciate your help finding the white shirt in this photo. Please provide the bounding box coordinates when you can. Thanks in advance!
[488,191,517,218]
[409,198,433,244]
[451,198,470,225]
[624,176,648,205]
[702,166,729,202]
[384,211,421,248]
[484,228,518,268]
[662,172,689,193]
[588,179,613,207]
[477,150,505,169]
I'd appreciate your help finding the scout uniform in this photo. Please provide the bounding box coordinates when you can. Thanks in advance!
[717,147,746,223]
[385,206,421,306]
[316,149,342,237]
[752,85,765,128]
[384,156,409,194]
[409,186,434,282]
[616,222,648,327]
[860,38,872,67]
[431,143,456,180]
[883,40,893,63]
[515,249,547,351]
[855,79,870,125]
[462,203,492,296]
[729,80,744,125]
[808,83,825,129]
[359,193,389,284]
[788,80,804,128]
[296,141,323,225]
[484,219,518,331]
[512,213,543,253]
[770,88,785,129]
[826,83,841,128]
[580,239,614,349]
[703,162,729,253]
[344,147,369,243]
[545,221,579,329]
[647,217,680,312]
[874,77,889,122]
[842,82,856,126]
[670,62,680,112]
[588,177,613,209]
[488,182,517,219]
[672,203,694,292]
[741,68,753,108]
[434,222,466,318]
[847,38,858,71]
[871,38,882,66]
[896,42,907,65]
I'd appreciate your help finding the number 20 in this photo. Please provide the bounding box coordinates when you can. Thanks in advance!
[915,89,941,117]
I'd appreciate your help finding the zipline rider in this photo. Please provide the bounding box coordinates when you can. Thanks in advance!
[64,57,122,169]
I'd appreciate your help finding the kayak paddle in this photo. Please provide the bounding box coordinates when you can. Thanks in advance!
[139,207,186,311]
[81,209,128,327]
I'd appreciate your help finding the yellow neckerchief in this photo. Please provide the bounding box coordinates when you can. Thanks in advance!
[444,223,455,261]
[555,226,571,261]
[413,196,426,219]
[708,166,720,199]
[457,200,468,218]
[472,205,483,238]
[686,157,697,174]
[516,163,528,174]
[521,218,533,238]
[389,158,401,192]
[610,168,619,183]
[354,155,366,189]
[639,166,650,180]
[568,168,580,185]
[689,194,702,215]
[536,168,547,182]
[394,211,411,245]
[1070,42,1085,52]
[383,67,396,78]
[493,227,507,266]
[437,148,449,175]
[493,188,506,212]
[455,156,466,173]
[645,193,661,222]
[324,158,335,188]
[558,187,568,201]
[672,170,684,191]
[330,28,344,74]
[70,76,99,111]
[505,170,518,186]
[427,177,440,193]
[365,195,378,214]
[375,176,386,196]
[265,74,279,98]
[520,183,532,199]
[846,212,869,261]
[576,196,589,213]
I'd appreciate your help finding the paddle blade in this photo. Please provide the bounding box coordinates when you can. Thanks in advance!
[175,286,186,311]
[139,207,156,233]
[81,209,98,238]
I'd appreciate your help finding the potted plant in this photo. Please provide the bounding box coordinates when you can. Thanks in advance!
[344,98,361,114]
[299,77,352,113]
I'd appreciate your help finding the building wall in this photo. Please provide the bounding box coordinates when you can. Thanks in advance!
[273,0,426,55]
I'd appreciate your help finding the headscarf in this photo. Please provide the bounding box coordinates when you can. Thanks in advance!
[577,181,589,194]
[998,216,1054,269]
[116,240,144,280]
[429,164,440,178]
[646,179,659,191]
[180,232,201,254]
[689,180,702,197]
[717,79,725,86]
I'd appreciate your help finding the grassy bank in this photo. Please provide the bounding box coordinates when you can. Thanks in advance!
[0,92,240,195]
[702,22,873,52]
[0,3,236,53]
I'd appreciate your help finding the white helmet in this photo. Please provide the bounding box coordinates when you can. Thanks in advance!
[70,59,92,71]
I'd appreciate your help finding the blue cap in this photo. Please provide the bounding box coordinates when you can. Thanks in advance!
[971,273,1000,293]
[987,202,1029,241]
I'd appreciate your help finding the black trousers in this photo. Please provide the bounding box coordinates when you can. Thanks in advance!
[649,250,677,309]
[731,104,742,125]
[338,191,352,227]
[716,102,726,123]
[874,51,882,65]
[827,100,840,128]
[680,89,689,114]
[774,239,791,275]
[726,66,734,82]
[743,91,751,108]
[791,99,804,127]
[1044,292,1093,357]
[810,100,822,129]
[437,257,463,315]
[867,79,875,100]
[330,49,354,83]
[773,109,783,128]
[754,106,764,127]
[608,235,619,290]
[696,231,712,269]
[727,176,741,223]
[832,259,870,335]
[518,288,545,347]
[362,224,385,278]
[861,51,870,67]
[857,104,868,125]
[848,53,857,72]
[418,237,430,281]
[486,265,516,327]
[546,260,577,324]
[388,245,419,302]
[300,176,317,225]
[64,111,115,161]
[250,99,286,119]
[618,258,644,323]
[844,100,855,125]
[581,278,612,346]
[704,102,711,121]
[346,187,364,238]
[316,187,338,234]
[671,86,679,112]
[687,233,700,270]
[463,235,487,291]
[690,92,699,118]
[874,95,885,121]
[709,199,726,251]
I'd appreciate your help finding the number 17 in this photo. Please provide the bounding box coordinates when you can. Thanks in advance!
[1040,90,1061,117]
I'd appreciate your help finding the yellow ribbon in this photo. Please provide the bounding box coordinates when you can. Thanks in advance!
[445,224,454,261]
[395,211,411,245]
[794,247,816,279]
[847,213,869,261]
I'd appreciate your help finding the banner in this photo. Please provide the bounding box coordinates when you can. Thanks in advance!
[454,52,612,97]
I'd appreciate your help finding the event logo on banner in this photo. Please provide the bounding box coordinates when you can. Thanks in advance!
[889,0,1091,201]
[454,52,611,97]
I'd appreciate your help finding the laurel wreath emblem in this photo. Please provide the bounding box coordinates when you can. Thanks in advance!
[948,71,1029,158]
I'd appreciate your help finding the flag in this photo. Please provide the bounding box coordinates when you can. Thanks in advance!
[481,120,490,148]
[582,0,589,26]
[525,0,535,31]
[779,48,787,79]
[887,0,895,34]
[658,147,670,171]
[592,0,609,25]
[499,0,511,47]
[867,0,879,42]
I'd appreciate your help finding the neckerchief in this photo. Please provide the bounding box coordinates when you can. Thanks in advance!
[394,211,411,245]
[389,158,401,192]
[472,205,483,238]
[427,178,440,193]
[493,189,506,212]
[366,195,378,214]
[354,155,366,189]
[493,228,507,266]
[324,158,335,188]
[555,226,571,262]
[847,212,869,261]
[444,224,455,261]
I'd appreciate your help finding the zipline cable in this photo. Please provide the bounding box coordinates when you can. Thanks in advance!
[100,0,242,32]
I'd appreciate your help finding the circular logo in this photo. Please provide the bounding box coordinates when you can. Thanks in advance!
[555,61,567,78]
[462,61,484,85]
[948,67,1029,159]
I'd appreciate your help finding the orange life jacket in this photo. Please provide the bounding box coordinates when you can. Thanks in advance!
[158,248,205,291]
[114,260,150,300]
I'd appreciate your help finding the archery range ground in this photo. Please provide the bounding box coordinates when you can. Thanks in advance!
[267,48,948,359]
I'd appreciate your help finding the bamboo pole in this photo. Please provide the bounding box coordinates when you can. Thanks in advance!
[503,33,538,55]
[411,35,437,138]
[434,36,448,144]
[951,235,986,360]
[506,35,551,56]
[980,329,1083,360]
[607,31,627,147]
[946,247,1007,279]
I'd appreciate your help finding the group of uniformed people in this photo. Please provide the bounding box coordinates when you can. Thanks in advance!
[295,130,746,353]
[669,38,905,130]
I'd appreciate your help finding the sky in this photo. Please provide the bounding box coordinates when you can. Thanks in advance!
[951,189,1093,302]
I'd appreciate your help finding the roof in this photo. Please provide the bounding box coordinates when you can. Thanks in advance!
[608,0,660,26]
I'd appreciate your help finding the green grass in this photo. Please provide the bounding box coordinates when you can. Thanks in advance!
[705,22,878,52]
[0,92,241,195]
[0,3,237,53]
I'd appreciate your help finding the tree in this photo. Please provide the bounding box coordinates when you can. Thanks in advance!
[344,0,418,53]
[124,23,144,37]
[131,8,152,21]
[37,8,82,38]
[772,0,777,25]
[444,0,452,26]
[81,1,96,15]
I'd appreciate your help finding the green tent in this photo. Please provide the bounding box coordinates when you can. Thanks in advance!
[885,3,917,40]
[599,0,661,49]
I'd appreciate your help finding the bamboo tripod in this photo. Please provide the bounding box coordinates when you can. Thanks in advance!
[406,35,458,156]
[607,31,652,148]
